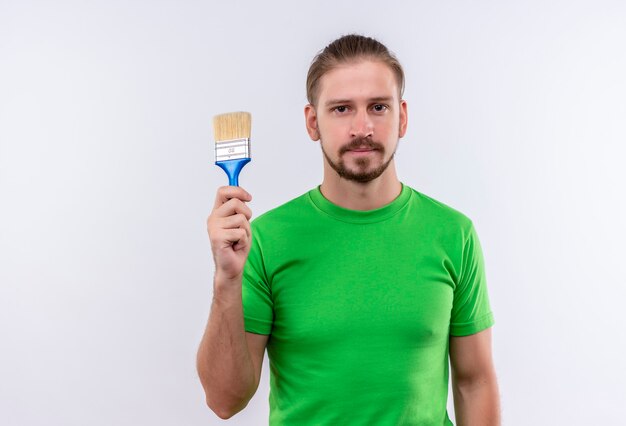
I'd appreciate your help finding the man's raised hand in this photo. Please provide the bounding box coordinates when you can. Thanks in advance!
[207,186,253,282]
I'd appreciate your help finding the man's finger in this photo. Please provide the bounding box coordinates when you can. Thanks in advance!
[213,186,252,209]
[213,198,253,220]
[217,214,252,237]
[217,228,249,250]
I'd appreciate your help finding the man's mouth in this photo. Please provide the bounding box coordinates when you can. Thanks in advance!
[339,139,384,155]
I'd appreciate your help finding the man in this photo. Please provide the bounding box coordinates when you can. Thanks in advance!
[197,34,500,425]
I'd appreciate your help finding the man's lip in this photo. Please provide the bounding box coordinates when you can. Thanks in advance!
[348,147,376,152]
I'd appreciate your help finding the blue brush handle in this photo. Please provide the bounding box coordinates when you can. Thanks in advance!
[216,158,251,186]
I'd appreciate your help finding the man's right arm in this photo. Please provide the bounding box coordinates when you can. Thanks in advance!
[196,186,269,419]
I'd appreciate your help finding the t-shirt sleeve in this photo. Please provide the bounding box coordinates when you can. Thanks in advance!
[449,222,495,336]
[242,227,274,335]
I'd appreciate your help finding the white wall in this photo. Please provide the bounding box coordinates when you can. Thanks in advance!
[1,1,625,425]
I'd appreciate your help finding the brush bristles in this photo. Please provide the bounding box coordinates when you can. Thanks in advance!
[213,112,252,142]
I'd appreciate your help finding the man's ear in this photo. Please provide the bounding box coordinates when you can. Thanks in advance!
[399,100,408,138]
[304,104,320,141]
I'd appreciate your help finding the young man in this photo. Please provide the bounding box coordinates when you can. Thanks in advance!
[198,35,500,425]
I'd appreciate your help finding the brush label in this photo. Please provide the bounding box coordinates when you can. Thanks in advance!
[216,138,250,161]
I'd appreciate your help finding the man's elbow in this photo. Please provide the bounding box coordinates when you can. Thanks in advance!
[204,390,252,420]
[209,403,238,420]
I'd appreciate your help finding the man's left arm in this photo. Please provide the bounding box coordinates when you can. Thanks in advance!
[449,327,500,426]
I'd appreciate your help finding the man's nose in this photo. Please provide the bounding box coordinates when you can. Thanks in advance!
[350,109,374,138]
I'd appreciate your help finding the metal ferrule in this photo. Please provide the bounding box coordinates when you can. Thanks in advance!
[215,138,250,162]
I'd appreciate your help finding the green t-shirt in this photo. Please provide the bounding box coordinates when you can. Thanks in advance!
[243,184,494,425]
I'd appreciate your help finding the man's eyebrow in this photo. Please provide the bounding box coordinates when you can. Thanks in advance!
[368,96,394,103]
[323,99,352,107]
[323,96,395,107]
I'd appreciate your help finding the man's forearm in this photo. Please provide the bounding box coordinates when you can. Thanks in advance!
[452,376,501,426]
[196,275,257,419]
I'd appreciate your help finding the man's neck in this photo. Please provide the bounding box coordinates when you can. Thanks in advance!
[319,163,402,211]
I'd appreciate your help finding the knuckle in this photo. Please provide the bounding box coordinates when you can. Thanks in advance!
[225,198,240,208]
[207,215,219,229]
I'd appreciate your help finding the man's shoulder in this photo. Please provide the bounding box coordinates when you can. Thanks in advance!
[251,189,316,229]
[406,185,474,229]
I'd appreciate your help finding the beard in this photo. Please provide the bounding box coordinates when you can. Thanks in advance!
[320,137,396,183]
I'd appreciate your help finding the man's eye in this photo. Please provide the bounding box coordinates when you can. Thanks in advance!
[334,106,348,113]
[372,104,388,112]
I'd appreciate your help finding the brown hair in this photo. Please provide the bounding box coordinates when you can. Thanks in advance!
[306,34,405,105]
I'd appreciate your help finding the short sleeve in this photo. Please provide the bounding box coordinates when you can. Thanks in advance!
[242,226,274,335]
[449,223,495,336]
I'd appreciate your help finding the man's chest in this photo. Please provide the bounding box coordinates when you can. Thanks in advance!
[267,239,456,350]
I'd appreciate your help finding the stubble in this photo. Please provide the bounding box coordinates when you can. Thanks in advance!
[320,137,396,183]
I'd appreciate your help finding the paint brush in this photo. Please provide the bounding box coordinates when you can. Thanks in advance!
[213,111,251,186]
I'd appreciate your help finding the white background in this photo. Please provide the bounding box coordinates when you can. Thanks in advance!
[1,1,625,425]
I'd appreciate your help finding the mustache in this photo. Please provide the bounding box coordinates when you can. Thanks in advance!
[338,137,385,155]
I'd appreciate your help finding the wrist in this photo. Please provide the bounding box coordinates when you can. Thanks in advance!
[214,269,243,284]
[213,272,243,299]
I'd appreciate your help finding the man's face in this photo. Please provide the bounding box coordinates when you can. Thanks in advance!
[305,59,408,183]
